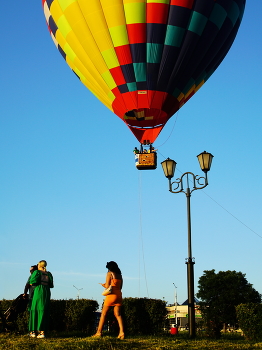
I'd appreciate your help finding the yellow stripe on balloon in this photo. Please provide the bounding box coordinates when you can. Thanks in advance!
[108,89,116,101]
[63,42,77,62]
[78,0,113,52]
[46,1,124,109]
[109,25,129,47]
[123,0,145,3]
[57,15,72,37]
[56,28,111,100]
[124,2,146,24]
[71,28,110,76]
[49,0,63,23]
[147,0,170,4]
[63,1,83,25]
[55,29,67,49]
[57,0,76,12]
[177,92,184,102]
[102,48,120,69]
[91,29,115,53]
[53,0,117,99]
[66,56,114,110]
[195,80,205,92]
[101,0,126,28]
[69,50,115,102]
[184,84,196,99]
[77,0,122,73]
[66,59,85,81]
[56,2,110,77]
[101,71,117,90]
[82,81,114,111]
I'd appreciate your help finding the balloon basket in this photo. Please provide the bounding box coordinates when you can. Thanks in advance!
[135,152,157,170]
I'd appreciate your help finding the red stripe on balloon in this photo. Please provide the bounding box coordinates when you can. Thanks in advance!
[126,23,147,44]
[147,3,169,24]
[115,45,133,65]
[170,0,194,9]
[110,67,126,86]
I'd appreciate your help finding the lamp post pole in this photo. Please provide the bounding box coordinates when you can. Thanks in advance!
[161,152,213,338]
[186,187,195,338]
[173,283,178,326]
[73,285,83,300]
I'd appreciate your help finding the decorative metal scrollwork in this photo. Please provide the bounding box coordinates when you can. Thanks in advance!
[169,172,208,195]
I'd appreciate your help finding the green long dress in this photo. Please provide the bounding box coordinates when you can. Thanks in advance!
[28,270,54,331]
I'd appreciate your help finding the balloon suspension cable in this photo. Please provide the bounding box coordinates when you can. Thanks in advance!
[138,172,149,298]
[155,110,179,149]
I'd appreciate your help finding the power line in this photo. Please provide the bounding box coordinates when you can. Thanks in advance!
[174,166,262,240]
[158,152,261,240]
[201,189,262,239]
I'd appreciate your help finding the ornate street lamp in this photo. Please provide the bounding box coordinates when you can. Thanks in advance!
[161,151,213,338]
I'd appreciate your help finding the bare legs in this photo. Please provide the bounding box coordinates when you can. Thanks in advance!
[96,305,110,334]
[94,305,124,338]
[114,305,124,336]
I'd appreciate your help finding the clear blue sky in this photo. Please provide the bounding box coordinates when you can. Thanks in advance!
[1,2,261,309]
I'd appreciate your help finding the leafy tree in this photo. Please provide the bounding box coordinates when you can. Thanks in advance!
[196,270,261,338]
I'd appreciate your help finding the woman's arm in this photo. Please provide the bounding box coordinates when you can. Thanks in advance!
[29,270,39,285]
[24,278,30,294]
[101,272,112,289]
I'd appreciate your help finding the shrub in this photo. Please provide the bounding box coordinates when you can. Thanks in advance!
[236,303,262,341]
[1,299,99,334]
[122,298,167,335]
[49,299,67,332]
[63,299,98,333]
[1,297,167,336]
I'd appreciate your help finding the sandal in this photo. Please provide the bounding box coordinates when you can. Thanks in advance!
[37,331,45,339]
[29,331,36,338]
[92,332,102,338]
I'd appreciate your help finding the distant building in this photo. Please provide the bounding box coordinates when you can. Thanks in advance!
[166,298,202,329]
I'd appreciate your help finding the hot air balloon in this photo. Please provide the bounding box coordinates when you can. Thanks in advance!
[42,0,245,168]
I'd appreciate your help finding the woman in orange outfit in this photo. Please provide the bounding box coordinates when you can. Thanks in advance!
[93,261,124,339]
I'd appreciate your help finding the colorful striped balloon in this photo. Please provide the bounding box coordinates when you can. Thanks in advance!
[42,0,246,143]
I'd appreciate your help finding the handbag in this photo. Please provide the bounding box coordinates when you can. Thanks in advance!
[102,285,112,296]
[101,273,113,296]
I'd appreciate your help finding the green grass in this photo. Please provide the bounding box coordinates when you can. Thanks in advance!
[1,333,262,350]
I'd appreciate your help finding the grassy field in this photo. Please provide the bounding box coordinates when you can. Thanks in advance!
[1,333,262,350]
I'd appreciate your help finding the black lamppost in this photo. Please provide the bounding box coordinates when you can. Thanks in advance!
[161,151,213,338]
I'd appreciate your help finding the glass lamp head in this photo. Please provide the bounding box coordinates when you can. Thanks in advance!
[197,151,214,173]
[161,158,177,179]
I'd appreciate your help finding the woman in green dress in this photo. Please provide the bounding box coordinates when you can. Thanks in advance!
[28,260,54,338]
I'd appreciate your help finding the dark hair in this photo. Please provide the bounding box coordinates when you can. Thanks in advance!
[106,261,121,275]
[31,265,38,271]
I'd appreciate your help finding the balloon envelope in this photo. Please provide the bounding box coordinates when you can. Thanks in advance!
[42,0,245,143]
